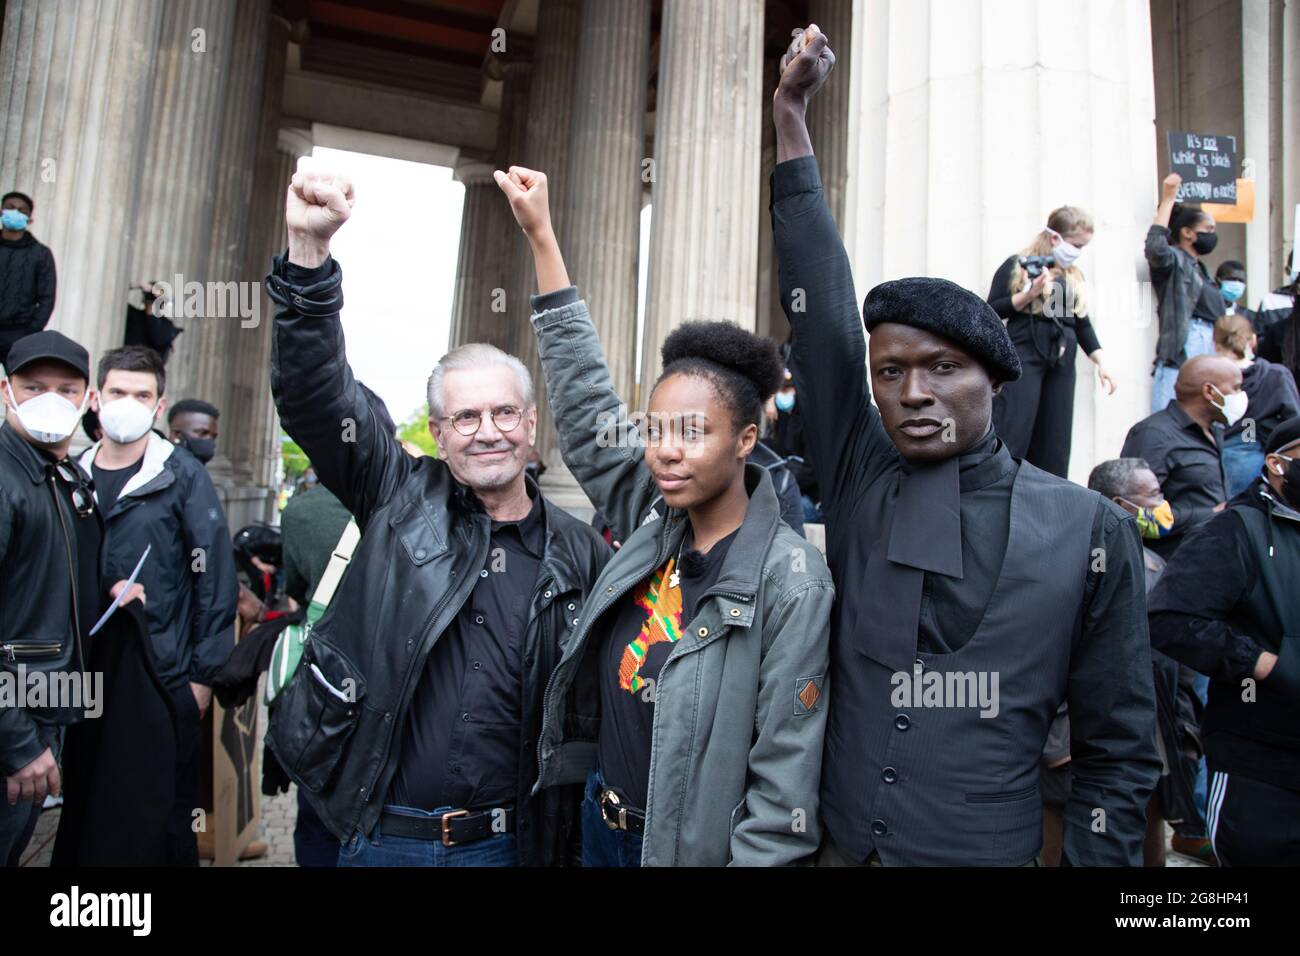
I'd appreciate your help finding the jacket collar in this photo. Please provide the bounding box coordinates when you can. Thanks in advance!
[661,462,783,602]
[78,430,177,506]
[0,420,61,484]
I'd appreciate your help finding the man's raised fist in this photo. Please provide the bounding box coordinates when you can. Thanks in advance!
[775,24,836,105]
[286,166,355,244]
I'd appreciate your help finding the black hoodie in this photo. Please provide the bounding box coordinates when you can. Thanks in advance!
[0,231,56,362]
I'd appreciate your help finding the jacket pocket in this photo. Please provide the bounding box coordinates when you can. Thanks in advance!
[271,639,367,793]
[964,783,1039,805]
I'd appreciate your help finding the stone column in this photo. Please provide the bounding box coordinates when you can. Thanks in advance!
[1284,0,1300,280]
[222,14,292,529]
[1240,0,1270,305]
[537,0,653,516]
[192,0,271,431]
[450,160,512,352]
[128,0,238,400]
[808,0,853,228]
[0,0,164,370]
[843,0,1159,484]
[640,0,765,390]
[497,59,534,360]
[515,0,581,467]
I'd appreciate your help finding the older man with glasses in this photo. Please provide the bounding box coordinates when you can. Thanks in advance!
[264,166,610,867]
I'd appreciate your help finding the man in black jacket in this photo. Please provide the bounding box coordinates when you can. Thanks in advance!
[264,166,610,867]
[1149,417,1300,865]
[1121,354,1242,559]
[0,191,57,369]
[772,24,1159,866]
[77,345,238,866]
[0,331,142,865]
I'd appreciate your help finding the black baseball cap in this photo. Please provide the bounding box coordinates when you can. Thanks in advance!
[4,330,91,381]
[1265,416,1300,456]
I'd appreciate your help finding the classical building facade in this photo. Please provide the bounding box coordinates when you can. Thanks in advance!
[2,0,1296,526]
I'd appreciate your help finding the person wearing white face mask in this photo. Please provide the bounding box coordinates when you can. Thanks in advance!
[0,331,145,867]
[1214,314,1300,497]
[1122,354,1245,560]
[987,206,1117,478]
[77,345,238,867]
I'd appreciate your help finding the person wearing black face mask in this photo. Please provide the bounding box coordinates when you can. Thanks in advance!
[166,398,219,465]
[1148,416,1300,865]
[1148,172,1223,413]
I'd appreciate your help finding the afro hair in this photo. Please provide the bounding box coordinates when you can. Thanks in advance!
[656,320,785,430]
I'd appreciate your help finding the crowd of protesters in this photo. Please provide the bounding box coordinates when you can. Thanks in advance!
[3,21,1298,870]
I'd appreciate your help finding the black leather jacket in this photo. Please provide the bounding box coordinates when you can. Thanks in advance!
[0,424,96,776]
[263,253,610,865]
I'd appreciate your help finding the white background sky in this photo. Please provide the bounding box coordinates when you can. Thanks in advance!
[305,147,654,430]
[310,146,464,426]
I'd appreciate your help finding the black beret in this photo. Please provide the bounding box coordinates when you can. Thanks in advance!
[1265,415,1300,456]
[862,277,1022,383]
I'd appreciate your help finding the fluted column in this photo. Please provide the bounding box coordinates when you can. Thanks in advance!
[222,14,291,528]
[843,0,1159,484]
[450,161,512,352]
[565,0,651,400]
[515,0,581,466]
[807,0,853,228]
[0,0,164,369]
[191,0,270,432]
[640,0,765,390]
[129,0,238,400]
[498,59,534,360]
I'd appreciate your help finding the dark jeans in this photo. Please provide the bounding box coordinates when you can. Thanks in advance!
[581,769,643,867]
[0,724,63,867]
[337,804,519,867]
[294,788,339,867]
[993,317,1078,478]
[166,685,202,867]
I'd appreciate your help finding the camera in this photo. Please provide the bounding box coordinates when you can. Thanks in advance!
[1018,255,1057,279]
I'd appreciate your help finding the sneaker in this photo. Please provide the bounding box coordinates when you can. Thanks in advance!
[1170,834,1218,866]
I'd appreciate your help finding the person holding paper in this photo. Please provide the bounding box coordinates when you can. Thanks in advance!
[77,344,238,867]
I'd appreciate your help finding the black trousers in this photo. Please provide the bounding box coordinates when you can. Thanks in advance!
[167,685,202,867]
[1208,769,1300,866]
[992,317,1078,478]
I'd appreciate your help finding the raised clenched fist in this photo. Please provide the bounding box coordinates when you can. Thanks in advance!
[775,24,836,105]
[1161,172,1182,203]
[495,166,553,239]
[287,167,354,243]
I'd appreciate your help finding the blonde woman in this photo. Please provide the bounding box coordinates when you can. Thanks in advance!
[986,207,1116,477]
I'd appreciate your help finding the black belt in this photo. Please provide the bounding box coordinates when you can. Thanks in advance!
[380,807,514,847]
[598,788,646,835]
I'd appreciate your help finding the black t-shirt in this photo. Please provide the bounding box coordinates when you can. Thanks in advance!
[389,491,544,812]
[1192,261,1227,323]
[596,525,739,809]
[54,457,104,665]
[92,458,143,515]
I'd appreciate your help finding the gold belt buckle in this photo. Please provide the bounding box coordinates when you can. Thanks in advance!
[440,809,470,847]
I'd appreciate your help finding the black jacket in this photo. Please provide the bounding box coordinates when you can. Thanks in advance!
[78,433,238,689]
[1149,479,1300,789]
[263,253,611,865]
[0,425,98,776]
[0,232,56,362]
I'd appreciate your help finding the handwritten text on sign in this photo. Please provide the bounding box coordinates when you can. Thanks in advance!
[1168,131,1238,203]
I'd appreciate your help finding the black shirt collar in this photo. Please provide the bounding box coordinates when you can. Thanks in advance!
[489,480,545,558]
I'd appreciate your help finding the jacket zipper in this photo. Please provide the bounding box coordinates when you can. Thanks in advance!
[2,642,64,662]
[50,474,86,678]
[534,517,683,793]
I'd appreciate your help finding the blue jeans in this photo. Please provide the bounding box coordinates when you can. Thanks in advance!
[337,804,519,867]
[1151,319,1216,413]
[581,769,643,867]
[1221,431,1265,498]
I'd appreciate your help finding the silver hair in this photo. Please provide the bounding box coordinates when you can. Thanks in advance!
[1086,457,1152,501]
[426,342,534,420]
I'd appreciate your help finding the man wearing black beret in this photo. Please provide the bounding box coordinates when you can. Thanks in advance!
[770,25,1160,866]
[1148,417,1300,865]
